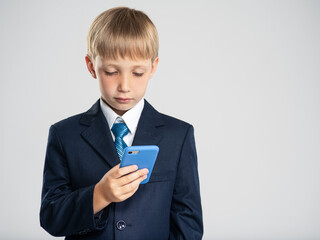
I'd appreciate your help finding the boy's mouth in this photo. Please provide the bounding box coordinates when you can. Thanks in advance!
[115,97,132,103]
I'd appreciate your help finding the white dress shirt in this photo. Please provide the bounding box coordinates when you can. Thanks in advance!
[99,97,145,147]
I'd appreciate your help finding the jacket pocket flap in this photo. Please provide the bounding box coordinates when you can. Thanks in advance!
[149,171,175,183]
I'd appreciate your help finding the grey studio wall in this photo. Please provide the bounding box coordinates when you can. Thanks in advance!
[1,0,320,239]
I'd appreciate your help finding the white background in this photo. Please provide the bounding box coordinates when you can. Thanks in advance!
[1,0,320,239]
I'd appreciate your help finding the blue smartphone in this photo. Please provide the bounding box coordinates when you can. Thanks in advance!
[120,145,159,184]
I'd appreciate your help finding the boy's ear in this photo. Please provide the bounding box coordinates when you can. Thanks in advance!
[150,57,159,76]
[85,55,97,78]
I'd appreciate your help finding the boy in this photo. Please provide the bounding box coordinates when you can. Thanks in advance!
[40,7,203,240]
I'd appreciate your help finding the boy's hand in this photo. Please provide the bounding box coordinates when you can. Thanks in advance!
[93,164,148,213]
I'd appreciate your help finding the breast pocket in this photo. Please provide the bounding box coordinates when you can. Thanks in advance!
[148,171,176,183]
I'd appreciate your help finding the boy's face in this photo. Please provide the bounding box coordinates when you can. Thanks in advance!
[86,55,159,116]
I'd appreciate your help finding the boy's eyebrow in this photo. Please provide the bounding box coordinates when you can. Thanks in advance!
[132,65,148,69]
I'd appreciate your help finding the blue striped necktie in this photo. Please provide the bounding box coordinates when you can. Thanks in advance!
[111,122,129,160]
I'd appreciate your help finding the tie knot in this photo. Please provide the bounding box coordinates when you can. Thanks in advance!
[111,122,129,139]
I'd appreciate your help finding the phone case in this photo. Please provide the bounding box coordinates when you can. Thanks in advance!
[120,145,159,184]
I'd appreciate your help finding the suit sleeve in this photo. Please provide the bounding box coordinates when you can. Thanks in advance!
[170,125,204,239]
[40,125,108,237]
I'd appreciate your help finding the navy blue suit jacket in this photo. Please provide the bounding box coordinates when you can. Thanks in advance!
[40,99,203,239]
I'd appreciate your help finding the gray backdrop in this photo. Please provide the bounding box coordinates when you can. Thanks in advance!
[1,0,319,239]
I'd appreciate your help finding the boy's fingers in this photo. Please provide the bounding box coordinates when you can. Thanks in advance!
[120,168,149,186]
[120,188,140,202]
[121,174,147,195]
[113,164,139,178]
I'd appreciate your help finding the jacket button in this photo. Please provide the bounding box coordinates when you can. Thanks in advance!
[116,220,126,230]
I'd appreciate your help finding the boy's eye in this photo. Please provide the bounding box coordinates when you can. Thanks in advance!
[105,71,117,76]
[133,72,144,77]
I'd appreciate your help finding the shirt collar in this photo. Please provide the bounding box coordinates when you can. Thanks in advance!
[100,97,144,135]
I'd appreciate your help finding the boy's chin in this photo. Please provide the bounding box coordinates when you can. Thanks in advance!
[112,105,132,116]
[102,98,132,116]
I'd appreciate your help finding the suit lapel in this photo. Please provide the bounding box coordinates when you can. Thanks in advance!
[132,100,164,146]
[80,100,120,168]
[79,99,164,168]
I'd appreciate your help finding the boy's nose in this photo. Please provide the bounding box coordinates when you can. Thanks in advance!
[118,75,130,92]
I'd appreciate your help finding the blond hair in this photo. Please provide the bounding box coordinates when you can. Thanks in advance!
[87,7,159,62]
